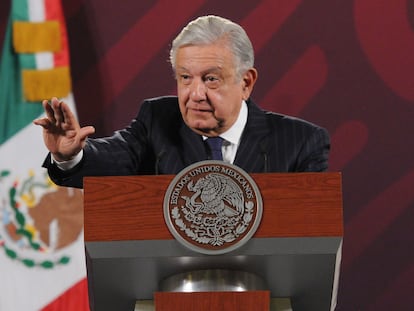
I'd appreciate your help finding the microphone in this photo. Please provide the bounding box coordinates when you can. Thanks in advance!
[155,150,166,175]
[260,141,268,173]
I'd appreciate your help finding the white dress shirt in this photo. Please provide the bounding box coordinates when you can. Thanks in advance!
[203,100,248,164]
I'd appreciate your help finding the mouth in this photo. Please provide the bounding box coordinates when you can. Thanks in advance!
[193,108,212,112]
[188,106,214,115]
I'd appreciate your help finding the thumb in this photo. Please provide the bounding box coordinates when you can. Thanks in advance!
[79,126,95,141]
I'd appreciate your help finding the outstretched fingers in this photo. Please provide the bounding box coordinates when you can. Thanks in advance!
[50,97,66,126]
[43,99,56,123]
[42,97,81,132]
[33,100,54,129]
[34,98,64,130]
[58,101,79,131]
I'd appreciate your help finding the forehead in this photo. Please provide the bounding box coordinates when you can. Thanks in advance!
[175,43,236,72]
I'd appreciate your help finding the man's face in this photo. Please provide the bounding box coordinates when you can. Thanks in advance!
[175,42,257,137]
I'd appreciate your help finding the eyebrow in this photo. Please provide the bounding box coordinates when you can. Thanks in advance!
[176,66,223,75]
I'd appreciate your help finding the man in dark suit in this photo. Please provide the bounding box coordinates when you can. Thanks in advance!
[34,15,330,189]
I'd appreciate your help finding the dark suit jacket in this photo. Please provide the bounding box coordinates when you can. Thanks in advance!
[44,96,330,188]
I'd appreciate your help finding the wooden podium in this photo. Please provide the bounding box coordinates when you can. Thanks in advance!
[84,172,343,311]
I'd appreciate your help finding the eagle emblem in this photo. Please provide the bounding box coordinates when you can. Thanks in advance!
[183,173,244,217]
[164,161,263,255]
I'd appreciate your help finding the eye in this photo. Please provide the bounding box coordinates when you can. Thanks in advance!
[179,74,192,85]
[205,76,218,82]
[204,75,220,88]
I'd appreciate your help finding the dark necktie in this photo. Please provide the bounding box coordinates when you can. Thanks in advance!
[206,137,224,160]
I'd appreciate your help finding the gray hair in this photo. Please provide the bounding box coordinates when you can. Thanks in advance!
[169,15,254,78]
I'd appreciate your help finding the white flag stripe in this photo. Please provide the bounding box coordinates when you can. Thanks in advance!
[28,0,45,22]
[0,93,86,310]
[29,0,55,70]
[35,52,54,70]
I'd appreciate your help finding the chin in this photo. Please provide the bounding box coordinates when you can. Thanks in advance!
[185,116,221,133]
[187,123,214,135]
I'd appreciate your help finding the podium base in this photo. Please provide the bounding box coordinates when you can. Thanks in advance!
[159,269,267,292]
[135,297,292,311]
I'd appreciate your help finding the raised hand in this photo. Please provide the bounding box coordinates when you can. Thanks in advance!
[33,97,95,161]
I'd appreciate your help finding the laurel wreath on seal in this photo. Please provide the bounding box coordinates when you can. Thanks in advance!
[0,170,71,269]
[171,201,255,247]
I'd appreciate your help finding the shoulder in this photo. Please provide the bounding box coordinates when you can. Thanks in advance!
[267,111,323,129]
[134,96,183,133]
[137,95,181,119]
[141,95,179,109]
[269,112,329,141]
[248,99,325,130]
[247,99,329,139]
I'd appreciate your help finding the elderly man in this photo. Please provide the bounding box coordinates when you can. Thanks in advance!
[34,15,330,188]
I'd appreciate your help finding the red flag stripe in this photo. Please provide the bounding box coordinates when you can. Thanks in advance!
[41,277,89,311]
[44,0,70,68]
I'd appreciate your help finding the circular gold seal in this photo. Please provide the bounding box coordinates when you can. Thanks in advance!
[163,160,263,255]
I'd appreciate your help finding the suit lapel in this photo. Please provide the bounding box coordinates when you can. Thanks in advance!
[175,99,270,172]
[179,124,207,166]
[234,100,271,172]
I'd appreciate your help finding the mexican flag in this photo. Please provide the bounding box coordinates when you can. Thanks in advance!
[0,0,89,310]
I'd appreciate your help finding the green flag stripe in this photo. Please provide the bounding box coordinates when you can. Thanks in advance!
[12,0,29,21]
[0,17,43,145]
[20,54,37,70]
[12,0,37,70]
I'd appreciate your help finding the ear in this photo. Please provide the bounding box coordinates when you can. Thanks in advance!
[241,68,258,100]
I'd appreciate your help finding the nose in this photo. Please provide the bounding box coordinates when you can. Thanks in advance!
[190,78,207,102]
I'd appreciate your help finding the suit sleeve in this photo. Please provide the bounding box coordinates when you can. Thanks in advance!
[295,125,330,172]
[43,100,154,188]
